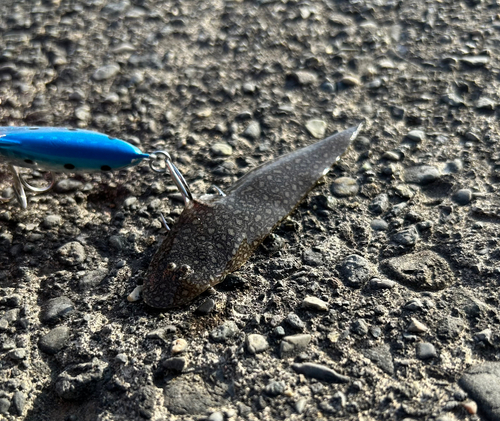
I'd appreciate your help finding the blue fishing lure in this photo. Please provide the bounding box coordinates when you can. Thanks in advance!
[0,126,192,209]
[0,126,149,172]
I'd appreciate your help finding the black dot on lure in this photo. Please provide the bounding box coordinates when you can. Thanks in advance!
[143,125,362,309]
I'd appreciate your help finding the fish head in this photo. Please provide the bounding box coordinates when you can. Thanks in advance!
[142,200,226,309]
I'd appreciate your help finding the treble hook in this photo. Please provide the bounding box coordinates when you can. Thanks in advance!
[2,165,55,209]
[148,151,193,206]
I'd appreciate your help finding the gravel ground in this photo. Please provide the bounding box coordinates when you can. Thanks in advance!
[1,0,500,420]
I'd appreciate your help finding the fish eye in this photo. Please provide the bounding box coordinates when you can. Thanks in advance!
[180,264,191,273]
[167,262,177,271]
[64,163,75,170]
[101,165,111,172]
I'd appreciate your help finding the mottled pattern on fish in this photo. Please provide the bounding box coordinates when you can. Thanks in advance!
[143,125,361,308]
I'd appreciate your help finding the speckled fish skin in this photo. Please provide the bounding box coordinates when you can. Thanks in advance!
[143,125,361,309]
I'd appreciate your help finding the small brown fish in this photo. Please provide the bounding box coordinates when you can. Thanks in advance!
[143,125,361,308]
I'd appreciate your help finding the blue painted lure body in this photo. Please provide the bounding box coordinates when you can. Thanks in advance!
[0,126,192,209]
[0,126,149,172]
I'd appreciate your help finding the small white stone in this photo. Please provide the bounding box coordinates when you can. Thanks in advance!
[211,143,233,156]
[171,338,188,354]
[407,317,428,333]
[305,119,327,139]
[302,296,329,311]
[127,285,143,302]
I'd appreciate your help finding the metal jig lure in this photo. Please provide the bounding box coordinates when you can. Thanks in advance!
[0,126,191,208]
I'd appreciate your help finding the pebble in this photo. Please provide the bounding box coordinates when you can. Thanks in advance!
[0,398,9,414]
[393,184,415,199]
[404,298,424,311]
[462,401,477,415]
[279,334,312,358]
[0,318,9,331]
[171,338,188,355]
[453,189,472,205]
[404,165,441,185]
[38,326,70,354]
[123,196,138,208]
[104,92,120,103]
[79,268,108,290]
[406,129,426,142]
[54,179,84,193]
[265,380,286,396]
[320,81,335,92]
[392,225,419,246]
[40,296,75,324]
[246,334,269,354]
[292,363,350,383]
[274,326,285,336]
[366,78,382,89]
[371,219,388,231]
[109,235,126,251]
[442,92,465,107]
[8,348,26,360]
[161,357,186,373]
[243,121,261,140]
[381,250,454,291]
[12,391,25,416]
[383,150,402,161]
[127,285,143,302]
[460,362,500,420]
[339,75,360,86]
[369,277,395,289]
[354,136,370,152]
[465,128,481,142]
[195,107,212,118]
[369,193,389,214]
[75,105,91,121]
[286,312,306,331]
[291,70,318,85]
[211,143,233,156]
[474,328,492,342]
[305,119,327,139]
[363,344,394,375]
[146,325,177,342]
[55,359,109,400]
[207,411,224,421]
[115,353,127,364]
[302,296,328,311]
[302,248,323,266]
[475,97,496,110]
[93,64,120,81]
[340,254,372,288]
[57,241,86,266]
[295,398,307,414]
[163,379,223,415]
[407,318,428,333]
[42,214,62,228]
[210,321,239,343]
[330,177,359,197]
[436,317,464,340]
[3,308,19,323]
[416,342,437,360]
[351,319,369,336]
[195,298,215,315]
[242,82,256,93]
[460,55,489,67]
[317,195,337,210]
